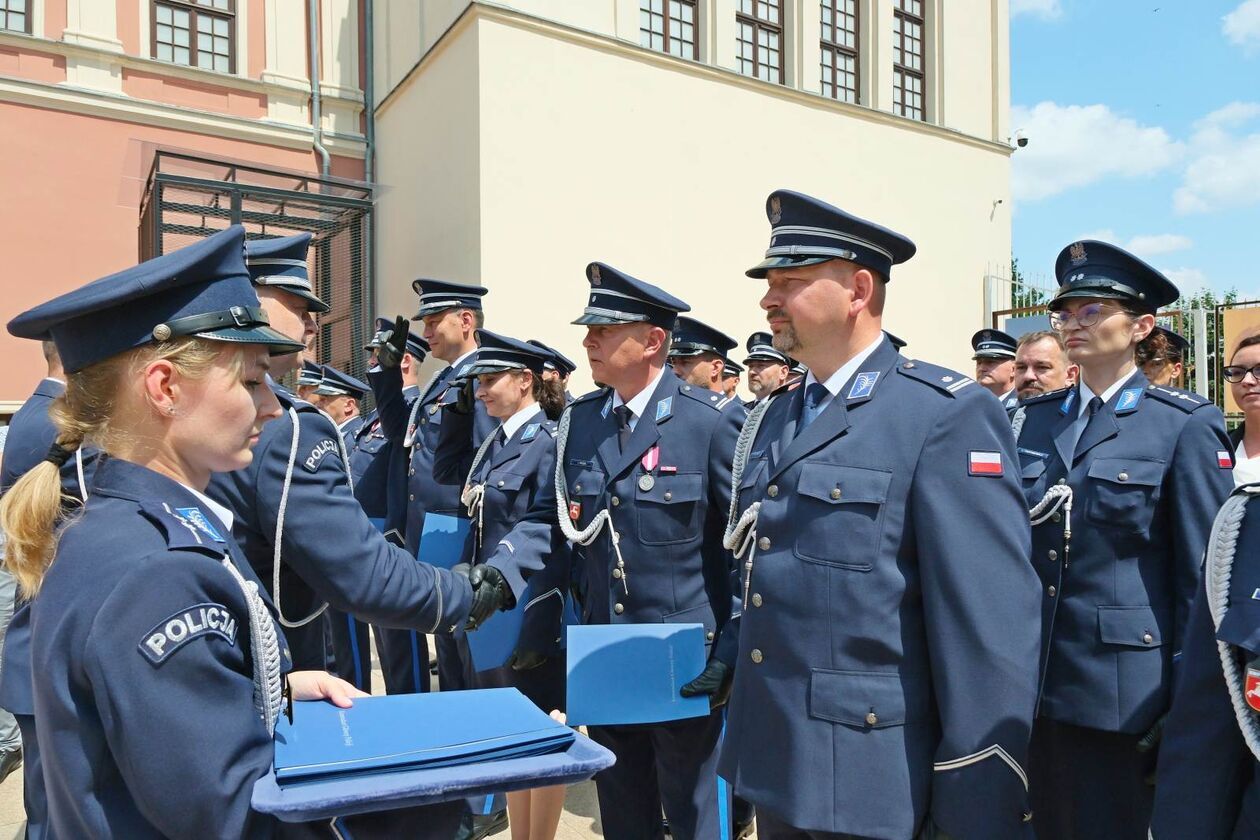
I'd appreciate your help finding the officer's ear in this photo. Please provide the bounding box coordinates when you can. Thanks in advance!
[642,325,669,361]
[1131,312,1156,343]
[848,268,881,317]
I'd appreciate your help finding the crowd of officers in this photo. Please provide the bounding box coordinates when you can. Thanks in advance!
[0,187,1258,840]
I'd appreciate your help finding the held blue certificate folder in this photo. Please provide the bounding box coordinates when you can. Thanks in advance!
[466,593,525,671]
[273,689,574,785]
[566,623,710,726]
[417,512,470,570]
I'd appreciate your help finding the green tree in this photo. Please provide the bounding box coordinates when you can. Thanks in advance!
[1177,286,1238,406]
[1010,256,1047,310]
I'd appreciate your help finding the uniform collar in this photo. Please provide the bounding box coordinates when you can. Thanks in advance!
[449,347,478,370]
[611,365,668,423]
[336,415,358,433]
[181,482,235,534]
[1078,367,1140,418]
[802,333,885,404]
[502,403,543,441]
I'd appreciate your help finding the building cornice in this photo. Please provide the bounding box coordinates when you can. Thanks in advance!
[0,72,366,157]
[377,1,1013,158]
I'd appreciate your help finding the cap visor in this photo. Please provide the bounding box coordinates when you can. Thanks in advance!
[194,325,305,356]
[1046,288,1133,310]
[972,352,1015,361]
[745,255,833,279]
[571,312,642,326]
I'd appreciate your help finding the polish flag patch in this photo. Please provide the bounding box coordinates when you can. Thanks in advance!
[1219,450,1234,469]
[1247,667,1260,712]
[968,451,1004,477]
[569,501,582,521]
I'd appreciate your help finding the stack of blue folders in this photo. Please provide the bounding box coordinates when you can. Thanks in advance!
[273,688,574,785]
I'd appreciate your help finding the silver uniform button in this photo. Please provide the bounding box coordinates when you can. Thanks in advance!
[1052,512,1061,523]
[638,474,656,492]
[612,568,623,579]
[750,649,763,663]
[830,488,842,500]
[1057,478,1066,485]
[757,536,771,551]
[751,593,763,607]
[614,603,624,615]
[497,480,505,488]
[706,631,714,641]
[575,483,582,493]
[1048,550,1058,561]
[767,484,779,497]
[1142,632,1154,644]
[428,405,438,415]
[611,496,620,506]
[409,494,415,501]
[865,711,878,726]
[664,491,673,501]
[1047,585,1057,597]
[1118,471,1129,482]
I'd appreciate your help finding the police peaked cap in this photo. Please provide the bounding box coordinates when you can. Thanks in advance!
[296,359,324,386]
[722,358,744,377]
[315,365,369,399]
[1152,326,1189,357]
[9,225,302,373]
[747,189,917,280]
[971,329,1017,360]
[669,317,738,358]
[462,330,552,377]
[245,232,329,314]
[527,339,577,376]
[1050,240,1179,313]
[744,331,791,366]
[572,262,689,331]
[411,279,488,318]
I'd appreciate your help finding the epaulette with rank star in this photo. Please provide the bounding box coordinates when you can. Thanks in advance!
[678,384,727,411]
[895,359,975,397]
[1020,387,1072,406]
[1143,384,1210,413]
[568,386,611,408]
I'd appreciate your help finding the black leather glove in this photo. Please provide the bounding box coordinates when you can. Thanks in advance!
[507,648,548,672]
[464,564,511,630]
[442,377,477,415]
[679,658,733,709]
[1137,712,1167,785]
[376,315,410,369]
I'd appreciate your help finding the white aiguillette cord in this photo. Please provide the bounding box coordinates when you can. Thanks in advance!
[553,403,629,595]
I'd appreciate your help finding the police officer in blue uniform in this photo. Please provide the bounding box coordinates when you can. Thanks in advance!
[972,328,1020,409]
[435,331,572,840]
[1014,240,1232,839]
[743,332,792,406]
[718,190,1041,839]
[315,364,369,446]
[296,358,325,406]
[1138,325,1189,387]
[554,262,743,840]
[0,225,465,838]
[206,235,483,679]
[668,316,740,397]
[528,338,578,403]
[721,357,744,403]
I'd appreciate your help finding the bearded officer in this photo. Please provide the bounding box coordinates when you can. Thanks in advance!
[555,262,743,839]
[717,189,1041,839]
[743,332,792,404]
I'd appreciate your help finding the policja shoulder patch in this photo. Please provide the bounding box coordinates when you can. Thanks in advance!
[302,438,339,472]
[138,602,239,666]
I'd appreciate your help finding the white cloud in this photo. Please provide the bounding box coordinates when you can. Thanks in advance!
[1125,234,1193,257]
[1223,0,1260,51]
[1174,102,1260,214]
[1011,0,1062,20]
[1163,267,1208,294]
[1011,102,1182,203]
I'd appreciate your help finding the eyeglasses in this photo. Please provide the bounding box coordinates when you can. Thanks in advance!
[1223,365,1260,383]
[1048,303,1122,331]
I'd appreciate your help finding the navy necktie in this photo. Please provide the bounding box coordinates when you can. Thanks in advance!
[613,405,633,451]
[1074,396,1105,458]
[797,382,831,437]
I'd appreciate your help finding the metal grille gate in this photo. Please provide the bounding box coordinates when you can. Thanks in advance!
[139,151,374,394]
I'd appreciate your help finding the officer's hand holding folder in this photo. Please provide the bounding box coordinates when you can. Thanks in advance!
[252,688,614,821]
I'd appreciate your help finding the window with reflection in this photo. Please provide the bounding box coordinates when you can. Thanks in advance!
[820,0,858,103]
[736,0,783,84]
[0,0,31,35]
[153,0,235,74]
[640,0,698,60]
[893,0,924,120]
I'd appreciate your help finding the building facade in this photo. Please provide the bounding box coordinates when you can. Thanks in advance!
[0,0,367,408]
[373,0,1013,392]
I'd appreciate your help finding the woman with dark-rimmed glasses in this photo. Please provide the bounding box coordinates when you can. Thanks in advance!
[1012,240,1232,840]
[1223,332,1260,487]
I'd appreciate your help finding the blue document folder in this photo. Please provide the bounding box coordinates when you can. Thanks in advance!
[466,595,525,672]
[273,688,574,784]
[417,512,470,570]
[565,623,710,726]
[254,733,614,822]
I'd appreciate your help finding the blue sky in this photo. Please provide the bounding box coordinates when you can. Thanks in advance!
[1010,0,1260,299]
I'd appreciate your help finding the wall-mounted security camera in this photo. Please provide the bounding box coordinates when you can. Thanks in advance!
[1014,129,1029,149]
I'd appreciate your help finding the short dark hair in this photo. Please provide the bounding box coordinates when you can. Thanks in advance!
[1016,330,1066,354]
[1232,331,1260,362]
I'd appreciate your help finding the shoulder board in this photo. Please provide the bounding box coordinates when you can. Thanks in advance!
[541,419,559,437]
[1021,387,1071,406]
[569,387,610,408]
[136,501,228,557]
[1144,384,1210,412]
[895,359,975,397]
[678,384,726,410]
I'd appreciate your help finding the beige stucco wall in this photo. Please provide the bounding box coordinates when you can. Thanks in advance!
[374,6,1012,393]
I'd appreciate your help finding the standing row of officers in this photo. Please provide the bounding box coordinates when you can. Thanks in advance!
[0,185,1258,840]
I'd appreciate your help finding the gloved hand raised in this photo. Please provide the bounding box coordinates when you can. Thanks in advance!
[376,315,410,369]
[680,658,733,709]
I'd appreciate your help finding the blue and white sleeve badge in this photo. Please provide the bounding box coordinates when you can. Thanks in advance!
[138,602,239,666]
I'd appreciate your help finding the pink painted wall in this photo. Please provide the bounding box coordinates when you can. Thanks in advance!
[122,69,268,117]
[116,0,139,55]
[0,101,363,402]
[0,43,65,82]
[43,0,65,40]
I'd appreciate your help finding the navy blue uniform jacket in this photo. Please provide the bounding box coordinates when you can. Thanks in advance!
[557,371,742,663]
[719,337,1041,839]
[434,409,569,656]
[206,383,472,668]
[1016,373,1231,733]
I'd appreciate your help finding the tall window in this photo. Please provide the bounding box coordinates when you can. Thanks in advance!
[820,0,858,103]
[0,0,31,34]
[893,0,924,120]
[736,0,783,84]
[152,0,235,74]
[640,0,698,60]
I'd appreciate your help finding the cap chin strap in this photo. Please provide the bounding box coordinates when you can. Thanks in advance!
[152,305,270,341]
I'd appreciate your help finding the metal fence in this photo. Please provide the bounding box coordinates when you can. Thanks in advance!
[139,151,374,396]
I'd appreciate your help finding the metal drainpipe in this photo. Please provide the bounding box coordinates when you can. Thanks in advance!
[309,0,331,177]
[364,0,375,186]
